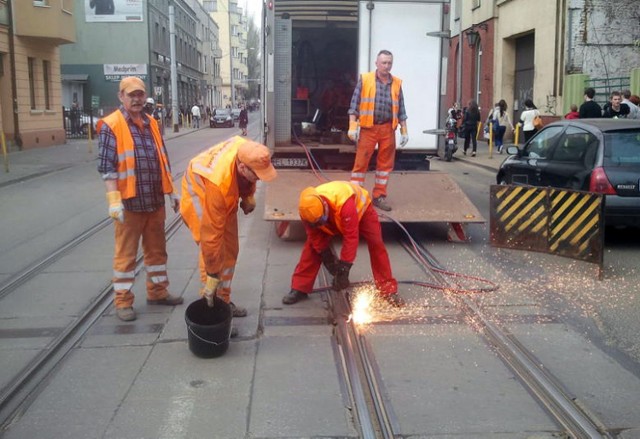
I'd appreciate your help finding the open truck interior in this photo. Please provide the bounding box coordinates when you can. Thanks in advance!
[271,0,359,146]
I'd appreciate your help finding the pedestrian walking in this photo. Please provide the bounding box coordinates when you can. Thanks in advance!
[96,76,183,322]
[191,104,201,128]
[487,99,514,153]
[518,99,540,143]
[461,100,481,156]
[180,137,277,322]
[282,181,404,308]
[238,104,248,136]
[347,49,409,212]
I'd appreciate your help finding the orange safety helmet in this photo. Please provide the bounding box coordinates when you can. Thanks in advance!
[298,187,324,223]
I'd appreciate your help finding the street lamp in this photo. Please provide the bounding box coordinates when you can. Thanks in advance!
[465,23,488,48]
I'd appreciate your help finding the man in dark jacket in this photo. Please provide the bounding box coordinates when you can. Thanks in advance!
[578,87,602,118]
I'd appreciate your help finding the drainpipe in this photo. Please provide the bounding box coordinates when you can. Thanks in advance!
[7,0,21,148]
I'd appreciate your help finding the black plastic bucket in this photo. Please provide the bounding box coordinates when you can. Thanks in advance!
[185,297,232,358]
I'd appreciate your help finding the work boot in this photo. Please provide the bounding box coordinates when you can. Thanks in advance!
[147,293,184,306]
[116,307,136,322]
[381,293,406,308]
[282,289,308,305]
[229,302,248,317]
[373,196,392,212]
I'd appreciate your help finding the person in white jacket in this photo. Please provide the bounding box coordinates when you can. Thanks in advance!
[191,104,201,128]
[518,99,540,143]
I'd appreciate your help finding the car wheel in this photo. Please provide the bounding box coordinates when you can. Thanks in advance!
[498,177,509,185]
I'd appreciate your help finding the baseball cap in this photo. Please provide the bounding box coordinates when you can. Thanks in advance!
[146,97,155,105]
[119,76,146,94]
[237,140,277,182]
[298,187,324,223]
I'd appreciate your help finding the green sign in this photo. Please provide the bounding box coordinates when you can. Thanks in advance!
[91,95,100,109]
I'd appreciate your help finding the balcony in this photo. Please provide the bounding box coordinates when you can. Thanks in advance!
[13,2,76,44]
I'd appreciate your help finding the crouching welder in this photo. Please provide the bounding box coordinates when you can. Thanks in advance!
[282,181,404,307]
[180,137,277,317]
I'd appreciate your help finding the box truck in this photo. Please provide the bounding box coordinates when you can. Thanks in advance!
[261,0,484,241]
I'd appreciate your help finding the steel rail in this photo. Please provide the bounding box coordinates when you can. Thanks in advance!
[0,171,186,303]
[329,284,396,439]
[0,215,184,429]
[401,239,611,439]
[0,219,111,301]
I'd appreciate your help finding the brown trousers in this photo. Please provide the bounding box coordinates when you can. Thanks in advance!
[112,208,169,308]
[350,123,396,199]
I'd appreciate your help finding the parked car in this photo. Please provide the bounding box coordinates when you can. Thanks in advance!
[231,108,241,121]
[64,110,98,136]
[210,108,234,128]
[496,119,640,227]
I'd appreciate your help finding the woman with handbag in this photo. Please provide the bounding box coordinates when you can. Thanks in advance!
[462,100,481,156]
[518,99,540,143]
[487,100,514,153]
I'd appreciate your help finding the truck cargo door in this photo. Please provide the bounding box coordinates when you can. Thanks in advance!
[274,17,292,146]
[358,1,443,152]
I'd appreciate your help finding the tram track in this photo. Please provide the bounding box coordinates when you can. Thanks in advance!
[0,214,184,430]
[399,237,613,439]
[321,223,615,438]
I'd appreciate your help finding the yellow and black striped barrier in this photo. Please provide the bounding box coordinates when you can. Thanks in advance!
[490,185,604,271]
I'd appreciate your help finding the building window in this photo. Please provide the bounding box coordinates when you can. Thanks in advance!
[33,0,48,6]
[62,0,72,13]
[43,60,51,110]
[28,57,36,109]
[472,0,480,8]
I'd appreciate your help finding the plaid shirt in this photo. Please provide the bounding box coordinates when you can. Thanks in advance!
[348,73,407,124]
[97,106,168,212]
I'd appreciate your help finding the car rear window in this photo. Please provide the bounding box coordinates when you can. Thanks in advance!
[603,130,640,166]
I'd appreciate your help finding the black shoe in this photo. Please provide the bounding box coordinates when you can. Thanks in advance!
[282,289,308,305]
[147,294,184,306]
[463,150,467,155]
[373,196,392,212]
[471,151,476,157]
[381,293,405,308]
[230,302,248,317]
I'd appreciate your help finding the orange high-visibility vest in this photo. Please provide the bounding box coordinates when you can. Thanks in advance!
[97,110,173,199]
[180,137,248,243]
[315,181,371,236]
[358,71,402,130]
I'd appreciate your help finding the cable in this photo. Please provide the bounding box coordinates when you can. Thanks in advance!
[288,129,499,295]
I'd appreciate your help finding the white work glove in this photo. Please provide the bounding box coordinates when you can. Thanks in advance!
[203,275,221,308]
[106,191,124,223]
[399,126,409,148]
[239,195,256,215]
[347,120,359,142]
[169,192,180,213]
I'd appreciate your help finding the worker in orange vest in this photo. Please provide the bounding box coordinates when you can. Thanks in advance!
[97,76,182,322]
[180,137,277,319]
[282,181,404,307]
[347,49,409,212]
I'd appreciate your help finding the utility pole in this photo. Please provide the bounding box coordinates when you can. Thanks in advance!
[170,4,179,132]
[228,3,235,108]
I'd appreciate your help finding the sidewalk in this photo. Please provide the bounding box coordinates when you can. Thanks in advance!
[435,139,505,174]
[0,127,199,188]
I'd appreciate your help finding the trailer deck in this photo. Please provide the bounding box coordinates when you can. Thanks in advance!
[264,170,484,241]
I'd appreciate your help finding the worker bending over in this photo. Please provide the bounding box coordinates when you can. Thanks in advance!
[282,181,404,307]
[181,137,277,318]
